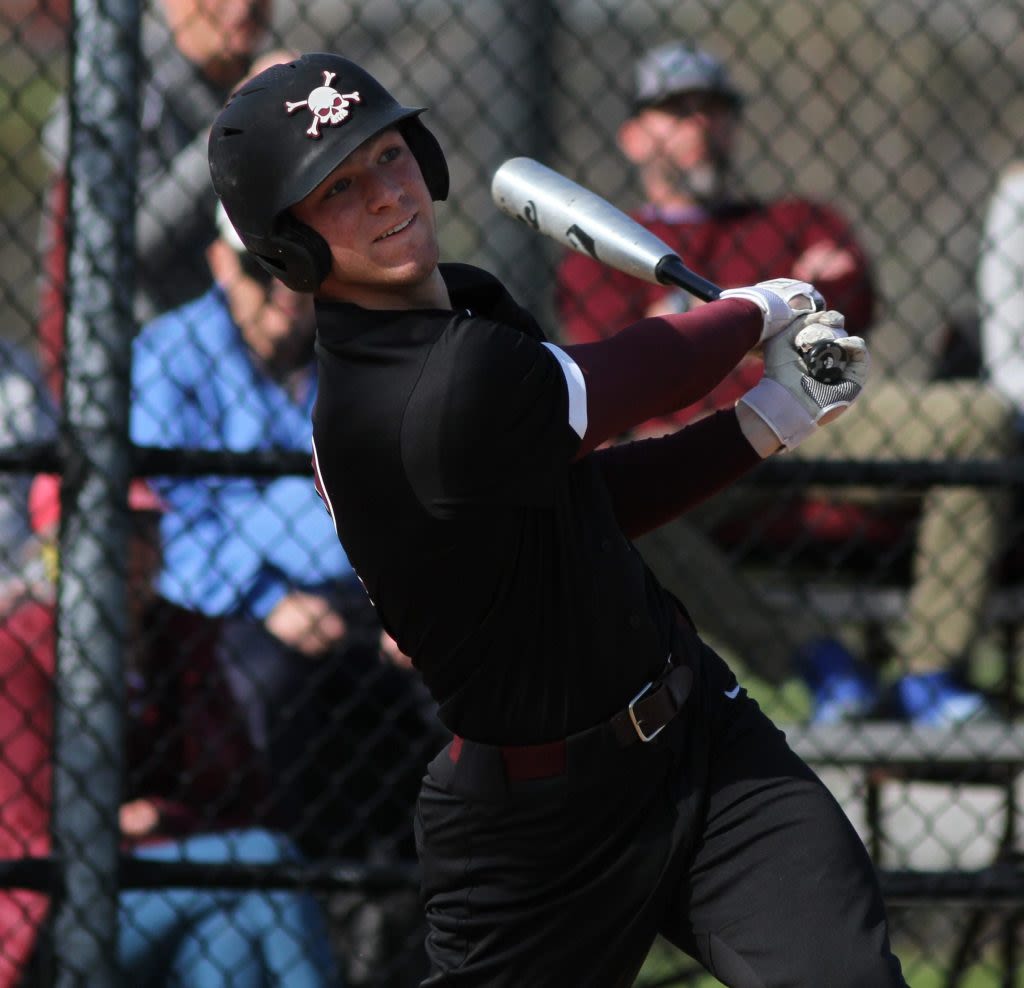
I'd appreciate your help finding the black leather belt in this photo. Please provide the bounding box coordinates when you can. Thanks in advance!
[450,659,693,783]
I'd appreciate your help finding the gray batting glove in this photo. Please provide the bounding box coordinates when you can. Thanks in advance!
[719,278,826,342]
[736,310,870,455]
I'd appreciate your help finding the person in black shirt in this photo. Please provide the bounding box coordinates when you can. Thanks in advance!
[208,52,906,988]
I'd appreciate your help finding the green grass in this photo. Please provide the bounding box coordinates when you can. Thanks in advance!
[635,934,1015,987]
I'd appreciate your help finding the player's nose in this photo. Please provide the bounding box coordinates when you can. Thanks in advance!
[365,170,404,212]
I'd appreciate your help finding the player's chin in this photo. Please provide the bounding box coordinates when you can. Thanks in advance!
[376,242,440,283]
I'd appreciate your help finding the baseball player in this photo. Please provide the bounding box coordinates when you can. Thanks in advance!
[208,53,906,988]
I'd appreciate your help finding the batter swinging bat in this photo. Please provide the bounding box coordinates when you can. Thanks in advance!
[490,156,846,384]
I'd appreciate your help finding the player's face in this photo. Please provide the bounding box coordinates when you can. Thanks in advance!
[290,129,443,309]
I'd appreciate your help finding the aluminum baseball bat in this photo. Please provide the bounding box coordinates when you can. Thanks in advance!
[490,156,845,383]
[491,156,721,302]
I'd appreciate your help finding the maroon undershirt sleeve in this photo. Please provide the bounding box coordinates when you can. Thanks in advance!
[561,297,762,458]
[592,409,763,539]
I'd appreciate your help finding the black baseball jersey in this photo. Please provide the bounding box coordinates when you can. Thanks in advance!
[312,263,687,744]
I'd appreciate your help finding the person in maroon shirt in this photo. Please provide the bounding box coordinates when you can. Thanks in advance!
[557,40,1014,726]
[0,475,339,988]
[207,53,905,987]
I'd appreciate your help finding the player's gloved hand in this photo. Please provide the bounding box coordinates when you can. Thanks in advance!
[719,278,826,342]
[736,310,869,456]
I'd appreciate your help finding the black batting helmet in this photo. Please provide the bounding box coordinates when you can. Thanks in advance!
[208,53,449,292]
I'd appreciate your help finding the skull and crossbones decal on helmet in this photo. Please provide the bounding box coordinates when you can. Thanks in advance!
[285,71,361,138]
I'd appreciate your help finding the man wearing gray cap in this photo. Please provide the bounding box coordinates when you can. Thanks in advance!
[558,40,1013,727]
[628,40,744,208]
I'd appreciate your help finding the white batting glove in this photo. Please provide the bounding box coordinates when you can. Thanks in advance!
[736,310,870,455]
[719,278,826,342]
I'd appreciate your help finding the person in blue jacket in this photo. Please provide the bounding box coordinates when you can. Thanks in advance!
[131,204,361,784]
[132,204,352,642]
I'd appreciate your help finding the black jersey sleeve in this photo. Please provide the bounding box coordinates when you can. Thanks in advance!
[401,314,580,516]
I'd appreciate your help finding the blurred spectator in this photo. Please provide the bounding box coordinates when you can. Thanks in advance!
[557,40,1014,725]
[130,202,361,812]
[979,167,1024,694]
[37,0,278,397]
[0,341,57,606]
[0,474,340,988]
[980,163,1024,424]
[131,208,438,985]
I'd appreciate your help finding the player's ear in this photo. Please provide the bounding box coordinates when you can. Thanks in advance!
[254,215,332,293]
[282,218,333,284]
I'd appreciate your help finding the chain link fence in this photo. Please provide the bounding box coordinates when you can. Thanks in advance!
[3,1,1024,985]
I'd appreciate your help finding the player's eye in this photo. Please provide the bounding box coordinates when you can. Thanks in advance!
[324,176,351,199]
[379,145,401,165]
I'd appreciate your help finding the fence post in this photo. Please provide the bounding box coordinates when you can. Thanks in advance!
[51,0,140,983]
[477,0,556,319]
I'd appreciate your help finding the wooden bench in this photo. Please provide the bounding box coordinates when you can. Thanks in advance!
[6,724,1024,988]
[785,721,1024,986]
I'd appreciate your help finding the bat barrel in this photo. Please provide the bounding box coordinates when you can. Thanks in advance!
[491,157,680,286]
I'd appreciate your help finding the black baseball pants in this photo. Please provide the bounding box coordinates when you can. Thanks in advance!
[415,641,907,988]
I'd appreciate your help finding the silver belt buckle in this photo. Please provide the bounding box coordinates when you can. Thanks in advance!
[627,680,664,742]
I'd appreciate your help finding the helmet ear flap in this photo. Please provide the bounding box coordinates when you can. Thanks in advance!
[264,218,332,293]
[400,119,449,201]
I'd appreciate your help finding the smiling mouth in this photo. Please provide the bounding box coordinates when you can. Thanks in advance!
[375,215,415,242]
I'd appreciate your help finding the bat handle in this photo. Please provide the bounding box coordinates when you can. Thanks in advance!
[653,255,849,384]
[803,340,848,384]
[654,255,721,303]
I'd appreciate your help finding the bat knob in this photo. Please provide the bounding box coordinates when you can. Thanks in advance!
[803,340,847,384]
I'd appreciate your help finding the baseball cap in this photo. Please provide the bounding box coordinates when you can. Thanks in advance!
[632,41,743,112]
[29,474,167,535]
